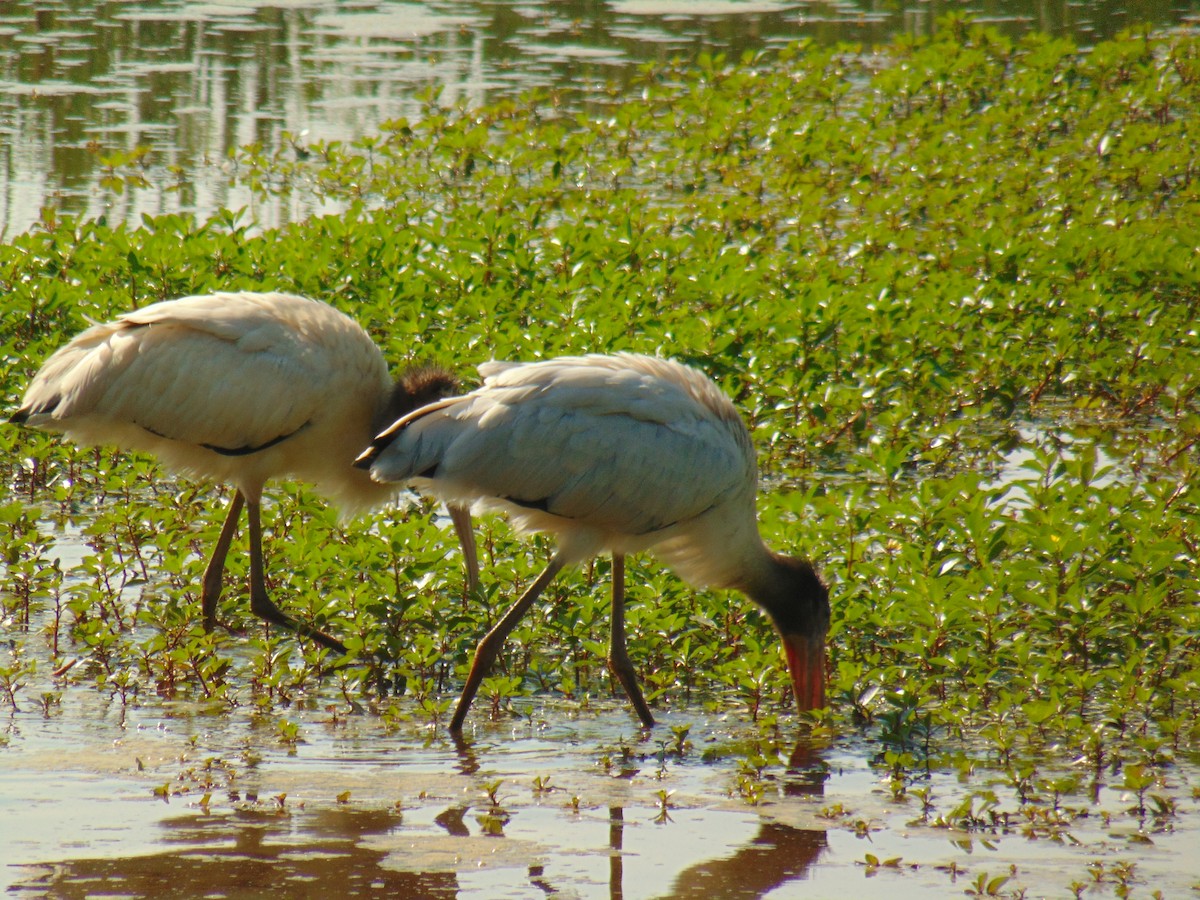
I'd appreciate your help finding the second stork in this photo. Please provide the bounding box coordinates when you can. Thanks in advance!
[356,352,829,731]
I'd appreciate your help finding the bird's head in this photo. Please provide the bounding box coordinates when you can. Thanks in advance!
[753,555,830,713]
[375,364,459,434]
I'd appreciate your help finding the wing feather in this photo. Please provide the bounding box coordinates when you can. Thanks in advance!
[371,354,753,537]
[17,292,337,453]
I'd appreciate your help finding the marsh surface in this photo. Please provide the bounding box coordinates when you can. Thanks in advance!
[5,681,1200,898]
[2,0,1197,235]
[3,524,1200,899]
[3,9,1200,899]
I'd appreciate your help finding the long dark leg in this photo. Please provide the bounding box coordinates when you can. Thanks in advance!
[449,553,567,733]
[201,491,244,631]
[246,498,348,655]
[448,503,480,599]
[607,554,655,728]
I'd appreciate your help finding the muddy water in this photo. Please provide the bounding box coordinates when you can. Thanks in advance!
[3,513,1200,896]
[4,665,1200,897]
[1,0,1196,236]
[3,700,835,898]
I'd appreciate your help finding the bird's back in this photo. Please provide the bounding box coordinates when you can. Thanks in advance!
[364,353,759,566]
[14,291,392,508]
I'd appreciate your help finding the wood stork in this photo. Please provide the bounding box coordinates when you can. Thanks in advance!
[10,290,478,654]
[355,352,829,730]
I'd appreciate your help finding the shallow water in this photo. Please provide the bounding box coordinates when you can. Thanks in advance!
[2,0,1197,236]
[4,648,1200,897]
[3,490,1200,897]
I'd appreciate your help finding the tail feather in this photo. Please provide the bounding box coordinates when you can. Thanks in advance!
[10,393,67,426]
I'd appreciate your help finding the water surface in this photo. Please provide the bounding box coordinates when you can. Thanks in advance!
[4,585,1200,898]
[2,0,1197,235]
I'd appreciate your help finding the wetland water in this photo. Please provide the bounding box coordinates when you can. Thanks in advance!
[5,674,1200,898]
[2,0,1198,236]
[3,526,1200,897]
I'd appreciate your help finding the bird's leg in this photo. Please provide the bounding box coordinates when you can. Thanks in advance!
[448,503,480,600]
[449,553,567,733]
[245,498,348,656]
[201,490,244,632]
[607,554,655,729]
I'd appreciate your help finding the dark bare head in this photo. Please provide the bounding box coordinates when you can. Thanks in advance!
[745,555,830,712]
[375,364,459,434]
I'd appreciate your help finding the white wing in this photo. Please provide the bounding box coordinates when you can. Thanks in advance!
[370,354,755,537]
[17,292,358,455]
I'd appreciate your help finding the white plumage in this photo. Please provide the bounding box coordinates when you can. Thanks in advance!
[12,291,477,653]
[357,352,829,730]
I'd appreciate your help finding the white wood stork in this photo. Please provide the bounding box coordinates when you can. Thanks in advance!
[10,290,478,654]
[355,352,829,730]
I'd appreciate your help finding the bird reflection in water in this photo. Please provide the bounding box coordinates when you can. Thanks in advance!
[520,738,830,899]
[10,806,459,898]
[14,741,829,898]
[655,741,828,900]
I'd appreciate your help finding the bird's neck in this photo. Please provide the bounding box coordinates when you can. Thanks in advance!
[737,551,828,642]
[730,542,790,599]
[656,496,772,592]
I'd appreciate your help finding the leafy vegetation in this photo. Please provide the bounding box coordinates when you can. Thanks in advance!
[2,20,1199,894]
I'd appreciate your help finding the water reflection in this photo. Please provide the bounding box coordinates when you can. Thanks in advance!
[662,821,826,899]
[11,801,828,900]
[7,736,832,899]
[610,805,629,900]
[622,742,828,899]
[450,729,481,775]
[14,807,459,899]
[1,0,1193,235]
[433,804,472,837]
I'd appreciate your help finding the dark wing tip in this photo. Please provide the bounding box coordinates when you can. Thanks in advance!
[503,495,553,513]
[9,396,59,425]
[353,443,380,470]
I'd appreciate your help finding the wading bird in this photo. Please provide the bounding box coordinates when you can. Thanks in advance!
[11,291,478,653]
[355,352,829,730]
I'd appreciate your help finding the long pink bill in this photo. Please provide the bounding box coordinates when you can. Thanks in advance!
[783,632,826,712]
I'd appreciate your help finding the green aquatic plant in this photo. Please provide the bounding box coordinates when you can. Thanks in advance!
[0,656,32,710]
[964,871,1011,898]
[653,788,674,824]
[861,853,903,873]
[276,719,303,747]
